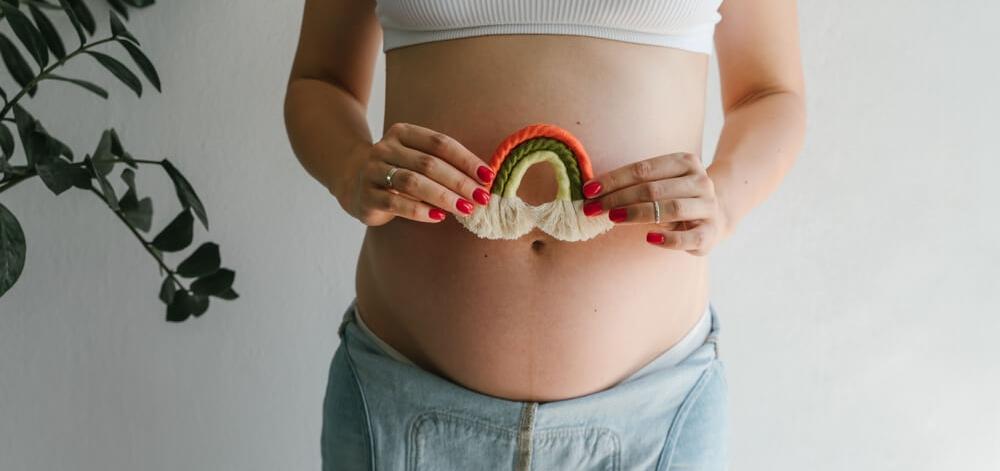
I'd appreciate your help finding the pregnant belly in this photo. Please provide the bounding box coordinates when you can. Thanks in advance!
[353,34,713,402]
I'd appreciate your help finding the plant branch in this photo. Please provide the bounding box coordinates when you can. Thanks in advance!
[0,159,162,194]
[0,173,32,193]
[86,185,187,292]
[0,36,118,119]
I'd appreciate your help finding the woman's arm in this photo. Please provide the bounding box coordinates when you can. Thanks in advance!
[283,0,382,208]
[707,0,808,241]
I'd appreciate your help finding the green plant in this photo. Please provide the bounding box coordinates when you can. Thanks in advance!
[0,0,238,322]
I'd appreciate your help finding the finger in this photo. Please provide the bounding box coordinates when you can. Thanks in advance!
[607,198,716,225]
[388,122,495,185]
[645,222,716,255]
[367,159,478,216]
[365,184,448,223]
[380,130,492,210]
[580,152,701,199]
[595,173,710,212]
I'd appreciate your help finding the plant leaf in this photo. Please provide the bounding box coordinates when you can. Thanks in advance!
[165,292,190,321]
[122,194,152,231]
[0,1,49,68]
[109,10,139,45]
[39,124,72,162]
[176,242,220,278]
[117,39,159,92]
[9,105,70,167]
[91,129,116,175]
[158,276,177,304]
[108,129,137,168]
[151,209,193,252]
[166,289,208,322]
[161,159,208,230]
[0,123,13,158]
[189,293,209,317]
[0,32,37,97]
[107,0,129,19]
[36,157,87,195]
[85,50,142,97]
[190,268,234,297]
[121,0,156,8]
[44,74,108,99]
[63,0,95,36]
[19,119,69,167]
[28,3,66,59]
[57,0,86,46]
[0,202,26,298]
[94,172,116,208]
[11,104,35,162]
[70,156,92,189]
[215,287,238,300]
[84,155,118,209]
[118,168,153,232]
[117,167,152,231]
[120,166,137,189]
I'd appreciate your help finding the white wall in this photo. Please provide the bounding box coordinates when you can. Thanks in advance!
[1,1,997,470]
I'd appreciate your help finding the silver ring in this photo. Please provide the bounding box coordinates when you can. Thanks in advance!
[384,166,399,189]
[652,200,661,224]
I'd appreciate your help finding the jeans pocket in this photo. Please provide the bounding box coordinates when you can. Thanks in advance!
[407,411,519,470]
[321,343,375,471]
[655,360,730,471]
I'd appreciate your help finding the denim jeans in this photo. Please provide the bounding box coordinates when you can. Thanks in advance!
[321,298,729,470]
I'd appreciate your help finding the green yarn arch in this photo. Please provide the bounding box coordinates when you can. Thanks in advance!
[491,137,584,200]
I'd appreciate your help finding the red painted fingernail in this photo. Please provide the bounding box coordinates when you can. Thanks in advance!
[456,198,474,214]
[609,207,627,223]
[647,232,665,244]
[429,208,446,220]
[583,181,602,198]
[473,188,491,205]
[477,166,495,183]
[583,200,603,216]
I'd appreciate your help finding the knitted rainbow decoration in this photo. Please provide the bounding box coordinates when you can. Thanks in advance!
[454,123,616,241]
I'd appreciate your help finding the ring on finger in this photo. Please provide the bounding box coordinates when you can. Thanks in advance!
[384,166,400,189]
[652,200,660,224]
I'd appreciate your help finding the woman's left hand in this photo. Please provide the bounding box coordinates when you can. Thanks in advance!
[580,152,728,256]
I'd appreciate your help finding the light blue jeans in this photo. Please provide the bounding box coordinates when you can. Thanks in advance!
[321,298,729,470]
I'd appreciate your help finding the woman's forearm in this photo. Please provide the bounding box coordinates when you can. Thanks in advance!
[706,90,807,240]
[283,77,373,205]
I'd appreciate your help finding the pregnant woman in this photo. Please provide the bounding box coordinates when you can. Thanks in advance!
[284,0,806,469]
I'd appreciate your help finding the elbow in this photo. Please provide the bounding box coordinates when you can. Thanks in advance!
[727,86,807,135]
[724,85,804,114]
[783,87,807,129]
[283,78,302,136]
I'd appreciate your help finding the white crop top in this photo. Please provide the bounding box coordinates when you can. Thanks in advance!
[375,0,725,55]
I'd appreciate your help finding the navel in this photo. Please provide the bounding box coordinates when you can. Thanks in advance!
[531,239,546,252]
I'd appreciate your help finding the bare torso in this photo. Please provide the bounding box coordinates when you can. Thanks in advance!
[355,34,712,402]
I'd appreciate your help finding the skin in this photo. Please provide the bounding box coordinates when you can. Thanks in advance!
[284,0,806,402]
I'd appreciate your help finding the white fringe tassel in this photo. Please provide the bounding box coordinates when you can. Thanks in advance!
[455,196,616,242]
[533,199,615,242]
[454,194,536,240]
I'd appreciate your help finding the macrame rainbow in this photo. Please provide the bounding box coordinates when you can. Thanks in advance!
[454,123,616,241]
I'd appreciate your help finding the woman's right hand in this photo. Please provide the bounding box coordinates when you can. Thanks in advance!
[341,122,496,227]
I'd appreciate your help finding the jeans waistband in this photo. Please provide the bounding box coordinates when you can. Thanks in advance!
[338,297,720,362]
